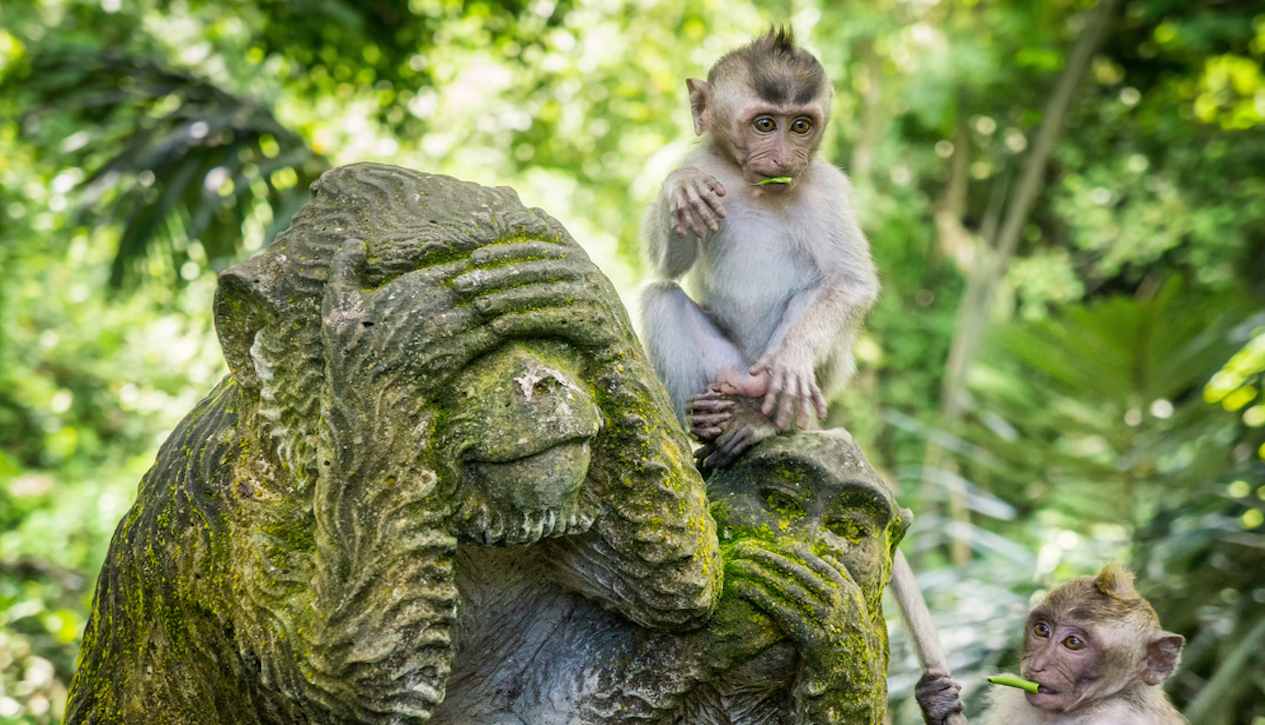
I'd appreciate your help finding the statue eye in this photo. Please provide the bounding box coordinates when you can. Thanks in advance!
[1063,636,1085,651]
[1033,622,1051,638]
[759,488,806,519]
[826,517,868,542]
[790,118,812,134]
[754,117,776,133]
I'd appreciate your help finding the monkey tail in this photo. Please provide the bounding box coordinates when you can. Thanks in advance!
[890,550,972,725]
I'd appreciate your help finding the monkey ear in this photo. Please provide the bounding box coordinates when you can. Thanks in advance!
[1141,632,1185,686]
[686,78,711,136]
[213,256,277,390]
[891,507,913,550]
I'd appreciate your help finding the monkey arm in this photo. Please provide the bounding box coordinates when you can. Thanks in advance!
[755,179,879,427]
[520,594,781,724]
[463,234,728,631]
[544,333,724,630]
[290,240,467,723]
[642,193,701,279]
[643,157,729,277]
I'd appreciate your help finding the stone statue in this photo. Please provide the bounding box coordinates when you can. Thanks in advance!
[66,163,903,725]
[437,429,909,725]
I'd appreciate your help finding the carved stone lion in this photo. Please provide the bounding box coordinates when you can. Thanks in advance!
[67,163,721,725]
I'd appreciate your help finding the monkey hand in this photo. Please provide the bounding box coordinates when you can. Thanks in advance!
[728,542,883,723]
[664,166,727,239]
[726,542,874,669]
[750,348,827,430]
[915,669,964,725]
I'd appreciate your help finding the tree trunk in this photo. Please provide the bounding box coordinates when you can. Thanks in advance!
[921,0,1125,565]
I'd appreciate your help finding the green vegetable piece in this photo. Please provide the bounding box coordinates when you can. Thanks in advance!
[988,674,1040,693]
[752,176,793,186]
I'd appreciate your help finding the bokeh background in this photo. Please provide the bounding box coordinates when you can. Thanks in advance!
[1,0,1263,722]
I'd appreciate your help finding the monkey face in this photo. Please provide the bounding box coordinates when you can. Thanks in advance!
[1019,574,1185,714]
[1019,607,1123,713]
[729,102,825,189]
[706,431,907,612]
[440,340,603,545]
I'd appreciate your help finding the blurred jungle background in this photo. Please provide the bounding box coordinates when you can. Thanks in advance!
[1,0,1263,722]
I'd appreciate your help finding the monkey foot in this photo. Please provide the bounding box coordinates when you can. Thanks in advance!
[688,389,779,469]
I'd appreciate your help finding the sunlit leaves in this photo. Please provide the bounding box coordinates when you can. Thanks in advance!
[1195,54,1265,130]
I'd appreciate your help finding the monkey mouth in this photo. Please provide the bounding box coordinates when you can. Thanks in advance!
[1019,674,1056,696]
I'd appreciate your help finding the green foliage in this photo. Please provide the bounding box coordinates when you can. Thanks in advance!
[2,0,1264,721]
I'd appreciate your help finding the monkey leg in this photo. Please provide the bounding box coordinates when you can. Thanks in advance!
[640,280,748,421]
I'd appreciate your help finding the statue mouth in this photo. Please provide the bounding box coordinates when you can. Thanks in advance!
[463,438,594,541]
[464,431,592,465]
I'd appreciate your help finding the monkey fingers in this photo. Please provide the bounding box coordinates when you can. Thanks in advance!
[728,578,817,646]
[468,240,573,265]
[688,416,729,440]
[671,179,726,239]
[486,303,621,350]
[452,259,584,295]
[686,392,735,440]
[321,238,472,360]
[728,542,840,604]
[915,669,964,725]
[761,367,803,430]
[695,418,756,468]
[782,543,854,595]
[468,284,586,319]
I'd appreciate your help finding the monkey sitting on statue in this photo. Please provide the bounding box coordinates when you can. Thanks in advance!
[640,27,879,468]
[916,563,1188,725]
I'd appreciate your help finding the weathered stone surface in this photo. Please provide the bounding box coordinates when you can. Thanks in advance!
[67,163,719,724]
[66,163,904,725]
[436,429,909,725]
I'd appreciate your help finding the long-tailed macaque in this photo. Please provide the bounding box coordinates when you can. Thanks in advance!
[639,28,879,468]
[916,563,1188,725]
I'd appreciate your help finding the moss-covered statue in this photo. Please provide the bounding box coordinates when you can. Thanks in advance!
[66,163,903,725]
[440,429,910,725]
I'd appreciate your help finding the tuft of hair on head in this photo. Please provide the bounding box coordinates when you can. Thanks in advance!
[1094,560,1139,601]
[709,25,830,108]
[1045,561,1161,632]
[752,26,798,57]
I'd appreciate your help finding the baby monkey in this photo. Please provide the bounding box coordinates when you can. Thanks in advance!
[640,28,879,467]
[917,562,1187,725]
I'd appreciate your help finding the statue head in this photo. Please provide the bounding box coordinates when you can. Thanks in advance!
[707,429,911,616]
[69,163,718,725]
[210,163,640,545]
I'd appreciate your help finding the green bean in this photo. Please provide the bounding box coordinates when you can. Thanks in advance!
[752,177,792,186]
[987,674,1040,693]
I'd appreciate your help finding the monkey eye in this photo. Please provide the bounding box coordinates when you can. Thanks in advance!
[1033,622,1051,638]
[826,517,869,542]
[790,117,812,134]
[753,117,776,133]
[1063,636,1085,651]
[759,488,806,519]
